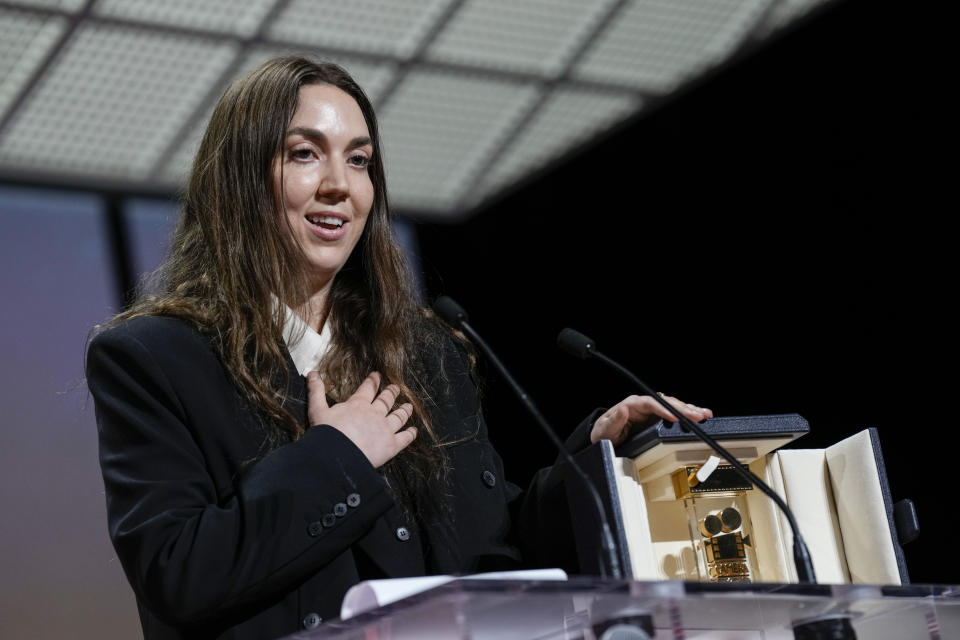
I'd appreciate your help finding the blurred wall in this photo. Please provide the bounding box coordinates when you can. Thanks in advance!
[0,186,167,638]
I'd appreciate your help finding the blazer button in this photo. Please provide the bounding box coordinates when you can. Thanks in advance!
[481,470,497,488]
[346,493,361,507]
[307,522,323,537]
[395,526,410,541]
[302,612,322,629]
[333,502,348,517]
[322,513,337,528]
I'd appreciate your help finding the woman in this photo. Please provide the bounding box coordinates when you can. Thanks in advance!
[87,57,711,639]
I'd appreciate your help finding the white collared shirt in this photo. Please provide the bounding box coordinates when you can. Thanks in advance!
[281,305,332,376]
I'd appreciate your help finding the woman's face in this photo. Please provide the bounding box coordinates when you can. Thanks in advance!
[274,83,375,288]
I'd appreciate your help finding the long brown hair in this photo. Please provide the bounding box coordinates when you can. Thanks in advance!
[104,56,449,516]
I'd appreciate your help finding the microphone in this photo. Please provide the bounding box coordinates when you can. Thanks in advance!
[432,297,623,579]
[432,296,467,326]
[557,327,817,584]
[557,328,593,360]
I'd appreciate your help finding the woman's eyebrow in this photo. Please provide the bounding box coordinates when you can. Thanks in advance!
[287,127,371,150]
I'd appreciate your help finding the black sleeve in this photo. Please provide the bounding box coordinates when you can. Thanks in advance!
[514,407,606,572]
[86,322,393,627]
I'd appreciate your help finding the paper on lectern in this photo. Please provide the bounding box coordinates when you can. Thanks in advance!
[340,568,568,619]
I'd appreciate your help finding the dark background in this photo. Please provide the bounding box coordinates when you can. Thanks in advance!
[416,0,950,584]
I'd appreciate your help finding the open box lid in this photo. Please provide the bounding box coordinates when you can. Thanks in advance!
[764,428,910,584]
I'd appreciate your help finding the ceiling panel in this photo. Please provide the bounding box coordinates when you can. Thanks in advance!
[10,0,87,10]
[379,70,539,212]
[268,0,453,58]
[425,0,616,77]
[475,86,641,206]
[573,0,771,92]
[0,23,237,178]
[759,0,831,35]
[0,7,66,116]
[92,0,277,37]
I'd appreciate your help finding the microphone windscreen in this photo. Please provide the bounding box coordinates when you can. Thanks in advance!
[557,328,595,359]
[432,296,468,328]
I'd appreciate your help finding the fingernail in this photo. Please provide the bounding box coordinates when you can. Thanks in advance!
[307,371,318,381]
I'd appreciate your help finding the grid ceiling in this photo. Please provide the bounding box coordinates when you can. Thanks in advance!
[0,0,831,219]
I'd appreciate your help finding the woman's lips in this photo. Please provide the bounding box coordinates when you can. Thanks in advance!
[305,213,347,240]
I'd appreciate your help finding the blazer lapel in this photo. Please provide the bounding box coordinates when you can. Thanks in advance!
[280,347,309,427]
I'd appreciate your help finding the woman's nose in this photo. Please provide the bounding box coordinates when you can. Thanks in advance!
[316,162,348,202]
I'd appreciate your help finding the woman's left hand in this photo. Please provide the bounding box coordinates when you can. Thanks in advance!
[590,394,713,446]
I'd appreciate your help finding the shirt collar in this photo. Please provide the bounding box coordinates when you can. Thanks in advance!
[281,304,331,376]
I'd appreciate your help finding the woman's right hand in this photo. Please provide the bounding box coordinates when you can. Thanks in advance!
[307,371,417,468]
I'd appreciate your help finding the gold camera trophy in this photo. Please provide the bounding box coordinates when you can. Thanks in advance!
[572,414,912,585]
[672,464,756,582]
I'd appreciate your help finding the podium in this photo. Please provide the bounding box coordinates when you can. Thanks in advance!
[288,578,959,639]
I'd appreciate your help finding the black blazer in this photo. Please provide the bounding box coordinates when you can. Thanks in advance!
[87,315,572,639]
